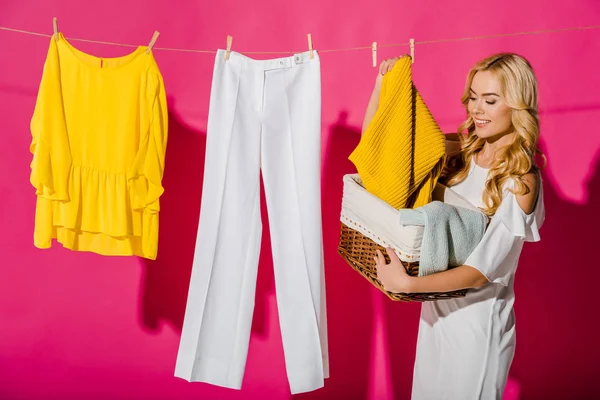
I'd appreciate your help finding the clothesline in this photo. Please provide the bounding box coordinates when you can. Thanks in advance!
[0,24,599,55]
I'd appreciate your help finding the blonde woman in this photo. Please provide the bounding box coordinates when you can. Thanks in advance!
[370,53,546,399]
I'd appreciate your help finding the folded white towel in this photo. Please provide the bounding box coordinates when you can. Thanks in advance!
[341,174,423,262]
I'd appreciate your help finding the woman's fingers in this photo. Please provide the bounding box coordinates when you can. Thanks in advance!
[385,247,397,260]
[374,249,386,266]
[379,60,388,75]
[379,55,412,75]
[379,57,399,75]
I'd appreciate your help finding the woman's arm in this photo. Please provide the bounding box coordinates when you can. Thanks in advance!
[375,176,540,293]
[361,82,382,134]
[361,57,404,134]
[403,265,488,293]
[375,248,488,293]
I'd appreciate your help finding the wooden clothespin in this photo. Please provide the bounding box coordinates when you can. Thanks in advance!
[372,42,378,67]
[225,35,233,60]
[146,31,160,54]
[409,38,415,64]
[307,33,314,59]
[52,17,58,41]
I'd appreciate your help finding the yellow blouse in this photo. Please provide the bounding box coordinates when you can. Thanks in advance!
[29,33,168,259]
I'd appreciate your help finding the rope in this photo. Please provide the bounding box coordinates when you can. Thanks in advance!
[1,24,598,55]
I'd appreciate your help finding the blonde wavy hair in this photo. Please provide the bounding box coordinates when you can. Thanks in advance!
[442,53,545,215]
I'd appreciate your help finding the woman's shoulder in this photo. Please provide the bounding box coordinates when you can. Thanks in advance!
[512,171,540,215]
[496,171,545,242]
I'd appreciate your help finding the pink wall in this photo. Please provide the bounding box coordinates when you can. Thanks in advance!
[1,1,599,399]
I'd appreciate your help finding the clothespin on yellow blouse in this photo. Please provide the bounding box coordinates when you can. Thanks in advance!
[146,31,160,54]
[52,17,58,41]
[410,38,415,64]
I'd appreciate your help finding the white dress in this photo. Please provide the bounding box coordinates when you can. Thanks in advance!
[411,159,545,400]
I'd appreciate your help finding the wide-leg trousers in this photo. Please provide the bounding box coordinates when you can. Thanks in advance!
[174,49,329,394]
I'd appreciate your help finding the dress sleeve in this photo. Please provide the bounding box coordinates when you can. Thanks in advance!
[29,38,72,200]
[129,71,169,213]
[464,180,545,286]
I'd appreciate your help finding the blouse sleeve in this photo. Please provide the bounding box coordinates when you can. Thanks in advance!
[129,71,169,213]
[29,38,72,200]
[464,180,545,286]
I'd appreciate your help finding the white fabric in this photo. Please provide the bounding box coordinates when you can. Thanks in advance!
[175,49,328,395]
[412,159,545,400]
[340,173,483,263]
[341,173,423,261]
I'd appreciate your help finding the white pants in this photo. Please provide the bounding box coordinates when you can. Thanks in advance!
[175,49,329,394]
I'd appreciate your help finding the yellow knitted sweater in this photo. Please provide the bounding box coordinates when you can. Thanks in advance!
[349,57,445,210]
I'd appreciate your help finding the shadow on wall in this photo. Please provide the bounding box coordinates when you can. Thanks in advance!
[138,108,379,398]
[137,104,600,400]
[295,111,421,400]
[137,101,282,343]
[294,111,375,400]
[296,115,600,400]
[512,146,600,400]
[139,103,206,332]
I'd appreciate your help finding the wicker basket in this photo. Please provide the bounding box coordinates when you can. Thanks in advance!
[338,174,468,302]
[338,224,468,301]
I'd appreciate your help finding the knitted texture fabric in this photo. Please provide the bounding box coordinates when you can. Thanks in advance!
[398,201,487,277]
[349,56,445,209]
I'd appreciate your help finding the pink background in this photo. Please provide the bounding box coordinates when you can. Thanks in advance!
[1,1,599,399]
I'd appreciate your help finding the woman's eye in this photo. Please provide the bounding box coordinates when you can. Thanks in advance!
[469,97,476,101]
[486,101,496,105]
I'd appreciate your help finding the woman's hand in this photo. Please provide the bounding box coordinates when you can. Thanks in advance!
[363,54,410,134]
[374,247,413,293]
[375,55,409,89]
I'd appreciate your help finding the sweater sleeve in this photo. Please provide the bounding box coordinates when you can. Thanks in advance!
[129,72,169,213]
[29,38,72,200]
